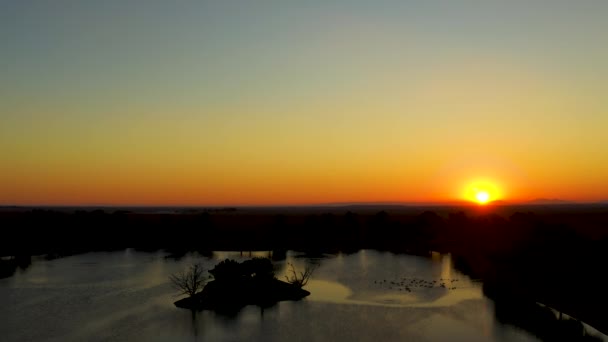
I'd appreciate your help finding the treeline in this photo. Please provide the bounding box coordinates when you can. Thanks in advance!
[1,208,607,256]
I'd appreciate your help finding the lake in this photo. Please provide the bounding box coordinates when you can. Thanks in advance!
[0,249,604,341]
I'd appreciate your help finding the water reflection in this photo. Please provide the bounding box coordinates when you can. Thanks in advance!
[440,253,452,282]
[0,250,605,342]
[290,250,484,309]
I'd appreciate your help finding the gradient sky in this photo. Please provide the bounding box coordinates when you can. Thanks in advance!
[1,1,607,205]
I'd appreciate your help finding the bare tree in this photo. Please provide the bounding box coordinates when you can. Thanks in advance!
[284,262,315,288]
[169,263,207,297]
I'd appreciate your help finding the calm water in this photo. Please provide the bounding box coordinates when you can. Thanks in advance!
[0,250,602,341]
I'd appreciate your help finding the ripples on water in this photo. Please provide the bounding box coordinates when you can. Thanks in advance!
[0,249,603,341]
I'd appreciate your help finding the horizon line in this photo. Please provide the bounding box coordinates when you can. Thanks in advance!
[1,199,606,209]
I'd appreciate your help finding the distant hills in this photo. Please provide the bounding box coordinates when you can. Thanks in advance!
[322,198,608,207]
[525,198,571,205]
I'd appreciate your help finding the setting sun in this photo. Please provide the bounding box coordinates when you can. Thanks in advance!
[475,191,490,204]
[462,179,503,205]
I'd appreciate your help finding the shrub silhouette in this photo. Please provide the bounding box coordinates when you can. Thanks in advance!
[208,259,242,281]
[209,258,276,281]
[242,257,275,280]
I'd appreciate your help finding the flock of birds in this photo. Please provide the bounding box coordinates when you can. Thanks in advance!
[373,277,460,292]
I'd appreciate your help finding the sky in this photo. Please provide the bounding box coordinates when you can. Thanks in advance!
[1,1,607,206]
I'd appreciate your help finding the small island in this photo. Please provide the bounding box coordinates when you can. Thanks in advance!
[172,258,311,313]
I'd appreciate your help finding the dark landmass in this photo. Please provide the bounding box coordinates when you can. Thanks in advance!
[174,258,310,314]
[1,203,608,335]
[494,300,603,341]
[174,277,310,314]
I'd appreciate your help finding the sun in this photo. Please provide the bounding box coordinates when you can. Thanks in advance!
[462,179,503,205]
[475,190,490,204]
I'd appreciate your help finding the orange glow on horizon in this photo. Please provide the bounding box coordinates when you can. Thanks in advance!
[462,179,503,205]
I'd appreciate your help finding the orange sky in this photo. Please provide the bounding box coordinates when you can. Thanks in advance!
[1,2,607,205]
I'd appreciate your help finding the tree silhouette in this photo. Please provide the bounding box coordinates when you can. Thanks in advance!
[284,262,315,288]
[169,263,207,297]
